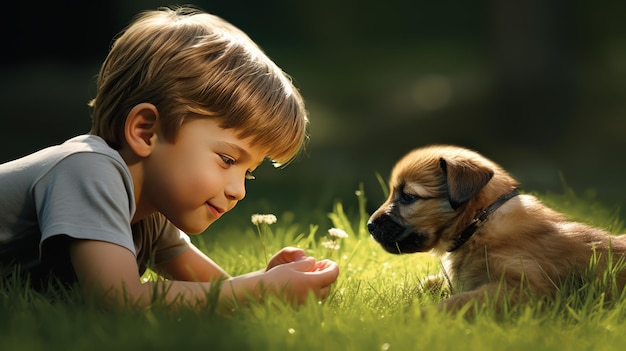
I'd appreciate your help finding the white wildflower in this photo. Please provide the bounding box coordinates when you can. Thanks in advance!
[251,214,277,225]
[251,214,276,266]
[321,240,341,251]
[328,227,349,239]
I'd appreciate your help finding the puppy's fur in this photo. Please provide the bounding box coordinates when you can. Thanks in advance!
[367,144,626,314]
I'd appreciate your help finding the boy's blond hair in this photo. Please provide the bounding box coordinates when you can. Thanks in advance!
[89,6,308,166]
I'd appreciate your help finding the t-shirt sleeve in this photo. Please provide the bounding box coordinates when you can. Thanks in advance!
[153,218,191,264]
[33,152,136,255]
[132,213,191,272]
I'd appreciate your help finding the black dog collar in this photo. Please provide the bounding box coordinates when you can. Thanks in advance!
[447,188,520,252]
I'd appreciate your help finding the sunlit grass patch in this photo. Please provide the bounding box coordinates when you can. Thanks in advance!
[2,183,626,350]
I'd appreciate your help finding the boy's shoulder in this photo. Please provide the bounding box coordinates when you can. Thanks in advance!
[59,134,119,157]
[5,134,123,169]
[0,134,129,188]
[43,134,130,181]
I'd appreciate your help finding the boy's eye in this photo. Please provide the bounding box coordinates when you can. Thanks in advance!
[220,154,255,180]
[219,154,235,166]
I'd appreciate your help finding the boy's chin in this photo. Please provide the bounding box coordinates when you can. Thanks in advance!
[174,218,213,235]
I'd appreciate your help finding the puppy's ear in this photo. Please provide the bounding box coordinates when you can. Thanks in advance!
[439,157,494,210]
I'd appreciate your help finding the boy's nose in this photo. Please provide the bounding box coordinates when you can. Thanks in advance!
[225,177,246,201]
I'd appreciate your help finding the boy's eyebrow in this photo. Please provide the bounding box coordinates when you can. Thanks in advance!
[221,141,249,158]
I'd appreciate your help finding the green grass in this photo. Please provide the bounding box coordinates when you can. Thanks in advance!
[2,184,626,351]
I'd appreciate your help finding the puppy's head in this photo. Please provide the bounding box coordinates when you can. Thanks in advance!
[367,145,518,254]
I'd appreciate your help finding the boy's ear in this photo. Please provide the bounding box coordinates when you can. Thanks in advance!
[125,103,159,157]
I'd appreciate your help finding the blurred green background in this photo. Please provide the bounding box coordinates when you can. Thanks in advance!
[2,0,626,223]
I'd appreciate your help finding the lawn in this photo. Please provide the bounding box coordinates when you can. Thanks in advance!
[1,184,626,351]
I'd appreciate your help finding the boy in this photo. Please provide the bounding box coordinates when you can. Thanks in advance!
[0,6,339,309]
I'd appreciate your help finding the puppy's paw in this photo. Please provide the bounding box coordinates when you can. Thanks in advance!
[419,274,449,299]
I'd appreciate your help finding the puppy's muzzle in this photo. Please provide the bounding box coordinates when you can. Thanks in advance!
[367,214,427,254]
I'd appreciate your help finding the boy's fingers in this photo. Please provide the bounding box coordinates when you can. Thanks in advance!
[273,247,307,263]
[284,247,307,261]
[312,259,335,270]
[286,256,316,270]
[307,261,339,285]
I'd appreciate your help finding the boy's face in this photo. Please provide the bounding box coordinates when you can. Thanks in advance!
[142,118,266,234]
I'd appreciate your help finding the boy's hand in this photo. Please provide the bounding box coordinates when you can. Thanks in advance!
[265,246,308,271]
[262,247,339,304]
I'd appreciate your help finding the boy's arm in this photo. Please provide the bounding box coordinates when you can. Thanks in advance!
[70,239,249,308]
[155,242,232,282]
[69,239,338,308]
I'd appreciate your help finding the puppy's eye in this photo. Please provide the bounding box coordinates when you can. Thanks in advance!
[398,192,420,205]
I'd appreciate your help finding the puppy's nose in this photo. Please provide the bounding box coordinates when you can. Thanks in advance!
[367,221,376,233]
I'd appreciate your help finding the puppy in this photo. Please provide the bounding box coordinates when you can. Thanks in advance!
[367,144,626,314]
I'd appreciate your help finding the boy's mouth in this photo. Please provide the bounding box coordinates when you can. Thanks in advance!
[206,202,225,217]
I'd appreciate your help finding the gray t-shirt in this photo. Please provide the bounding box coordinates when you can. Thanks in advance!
[0,135,190,284]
